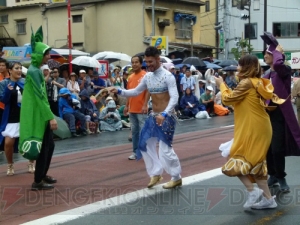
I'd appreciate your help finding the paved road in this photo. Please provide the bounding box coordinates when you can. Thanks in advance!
[1,111,300,225]
[62,157,300,225]
[0,115,235,165]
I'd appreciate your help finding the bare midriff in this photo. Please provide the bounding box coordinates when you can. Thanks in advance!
[151,92,170,113]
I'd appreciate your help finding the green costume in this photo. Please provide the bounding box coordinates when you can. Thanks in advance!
[19,26,54,160]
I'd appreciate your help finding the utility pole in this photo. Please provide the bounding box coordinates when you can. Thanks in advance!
[224,0,229,59]
[263,0,267,51]
[151,0,155,36]
[190,20,194,57]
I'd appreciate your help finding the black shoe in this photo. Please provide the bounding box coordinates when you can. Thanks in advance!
[43,175,57,184]
[267,175,279,187]
[277,177,290,192]
[72,132,80,137]
[32,181,54,191]
[81,131,88,136]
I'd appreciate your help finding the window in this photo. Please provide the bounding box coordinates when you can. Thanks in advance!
[16,20,26,34]
[175,18,192,39]
[273,22,299,38]
[205,1,210,12]
[73,42,84,48]
[174,14,196,39]
[0,15,8,24]
[244,23,257,39]
[72,15,82,23]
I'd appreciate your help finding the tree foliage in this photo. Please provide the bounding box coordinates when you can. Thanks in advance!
[231,38,254,60]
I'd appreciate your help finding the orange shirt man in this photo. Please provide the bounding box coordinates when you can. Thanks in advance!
[0,58,10,111]
[124,56,149,160]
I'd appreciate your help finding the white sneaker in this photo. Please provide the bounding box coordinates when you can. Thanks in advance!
[243,187,263,208]
[128,154,136,160]
[28,162,35,173]
[7,164,14,176]
[251,196,277,209]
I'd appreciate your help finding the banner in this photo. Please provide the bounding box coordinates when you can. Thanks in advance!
[2,46,31,62]
[219,30,224,49]
[291,52,300,69]
[151,36,169,56]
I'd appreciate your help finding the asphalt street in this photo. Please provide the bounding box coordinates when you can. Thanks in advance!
[61,156,300,225]
[0,114,235,165]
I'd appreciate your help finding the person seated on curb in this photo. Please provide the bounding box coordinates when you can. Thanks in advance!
[91,70,106,95]
[79,89,100,134]
[99,100,123,132]
[180,87,199,118]
[199,86,216,117]
[58,88,87,137]
[118,104,131,128]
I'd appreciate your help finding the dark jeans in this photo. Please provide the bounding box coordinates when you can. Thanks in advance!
[63,111,86,133]
[34,123,55,183]
[49,100,59,117]
[267,107,286,178]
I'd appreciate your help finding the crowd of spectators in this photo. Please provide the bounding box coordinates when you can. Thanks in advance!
[169,64,234,118]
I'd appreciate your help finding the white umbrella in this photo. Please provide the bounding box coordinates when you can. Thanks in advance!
[159,56,172,63]
[71,56,101,68]
[22,66,27,75]
[259,59,268,66]
[103,52,132,63]
[92,51,116,60]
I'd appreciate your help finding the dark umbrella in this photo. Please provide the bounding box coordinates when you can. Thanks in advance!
[218,60,238,67]
[175,63,191,69]
[171,58,183,65]
[59,63,80,76]
[222,65,238,71]
[203,61,222,70]
[182,57,206,67]
[168,50,185,59]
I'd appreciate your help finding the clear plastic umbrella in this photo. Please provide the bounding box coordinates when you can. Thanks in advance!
[71,56,101,68]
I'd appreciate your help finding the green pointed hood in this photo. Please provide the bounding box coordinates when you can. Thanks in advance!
[30,26,51,67]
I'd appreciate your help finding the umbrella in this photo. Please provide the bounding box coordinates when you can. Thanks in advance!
[168,50,185,59]
[92,51,116,60]
[171,58,183,65]
[259,59,268,66]
[218,60,238,67]
[59,63,80,75]
[53,116,71,139]
[203,61,222,70]
[22,66,27,76]
[175,63,191,69]
[222,65,238,71]
[162,63,175,70]
[182,57,206,67]
[71,56,102,68]
[47,59,61,69]
[159,56,172,63]
[103,52,132,63]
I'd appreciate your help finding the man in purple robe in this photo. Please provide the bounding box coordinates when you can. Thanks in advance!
[263,42,300,192]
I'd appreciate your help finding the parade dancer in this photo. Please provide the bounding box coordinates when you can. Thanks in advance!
[261,32,300,192]
[215,55,283,209]
[111,46,182,189]
[19,26,58,190]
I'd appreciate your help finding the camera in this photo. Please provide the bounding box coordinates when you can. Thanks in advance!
[109,113,114,118]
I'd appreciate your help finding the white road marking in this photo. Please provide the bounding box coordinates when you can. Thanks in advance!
[220,125,234,128]
[21,168,222,225]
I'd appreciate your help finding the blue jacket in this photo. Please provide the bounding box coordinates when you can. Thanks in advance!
[0,78,25,144]
[58,94,77,118]
[180,93,199,113]
[79,89,99,116]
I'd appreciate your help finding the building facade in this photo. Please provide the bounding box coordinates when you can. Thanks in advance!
[217,0,300,60]
[0,0,219,58]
